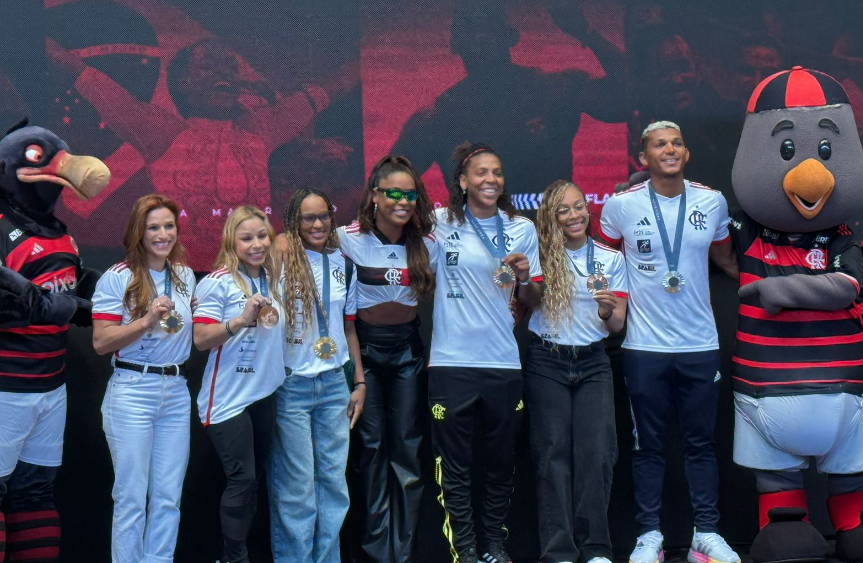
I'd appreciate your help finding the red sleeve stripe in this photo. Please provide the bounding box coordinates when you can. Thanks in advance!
[711,236,731,245]
[0,349,66,359]
[203,346,223,427]
[345,314,357,321]
[0,325,68,335]
[193,316,221,324]
[739,303,863,322]
[92,313,123,321]
[737,330,863,346]
[207,268,229,279]
[733,357,863,370]
[109,262,128,273]
[0,365,65,378]
[530,275,543,283]
[613,291,628,299]
[597,229,621,247]
[594,240,621,253]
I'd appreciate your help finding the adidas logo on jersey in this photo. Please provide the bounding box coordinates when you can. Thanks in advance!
[30,243,44,256]
[637,217,651,226]
[446,232,460,241]
[9,228,23,241]
[387,252,399,260]
[764,250,777,260]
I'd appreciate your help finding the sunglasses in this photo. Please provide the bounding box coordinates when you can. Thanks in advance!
[373,187,418,203]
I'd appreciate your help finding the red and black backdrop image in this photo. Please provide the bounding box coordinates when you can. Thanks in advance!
[2,1,863,562]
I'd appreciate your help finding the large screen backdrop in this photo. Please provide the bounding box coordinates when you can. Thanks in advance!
[2,0,863,561]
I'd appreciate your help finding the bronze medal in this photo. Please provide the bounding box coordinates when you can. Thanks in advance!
[257,305,280,329]
[493,263,516,288]
[314,336,338,359]
[160,309,184,334]
[586,274,609,295]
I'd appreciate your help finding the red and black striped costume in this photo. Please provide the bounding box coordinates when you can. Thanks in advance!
[0,213,77,563]
[730,210,863,397]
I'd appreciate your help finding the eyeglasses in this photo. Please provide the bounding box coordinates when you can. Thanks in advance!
[299,212,332,226]
[555,202,588,217]
[373,187,419,203]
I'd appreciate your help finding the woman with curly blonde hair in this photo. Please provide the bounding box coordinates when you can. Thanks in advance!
[268,188,364,563]
[192,205,286,563]
[525,180,628,563]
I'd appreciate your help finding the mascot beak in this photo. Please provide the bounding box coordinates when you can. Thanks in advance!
[16,150,111,201]
[782,158,835,219]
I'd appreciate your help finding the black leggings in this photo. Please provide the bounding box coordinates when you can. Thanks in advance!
[206,393,276,563]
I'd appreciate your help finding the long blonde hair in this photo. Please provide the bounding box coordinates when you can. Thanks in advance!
[536,180,590,329]
[213,206,283,308]
[281,188,340,333]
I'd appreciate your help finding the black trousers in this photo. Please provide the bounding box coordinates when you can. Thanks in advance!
[349,318,426,563]
[428,366,522,557]
[206,393,276,563]
[524,336,617,563]
[624,349,721,534]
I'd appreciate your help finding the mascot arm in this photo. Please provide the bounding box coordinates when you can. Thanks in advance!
[0,266,86,328]
[70,267,101,327]
[738,273,858,315]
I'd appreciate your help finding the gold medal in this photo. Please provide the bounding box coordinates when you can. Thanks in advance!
[160,310,184,334]
[493,263,516,288]
[257,305,279,329]
[314,336,338,359]
[663,271,685,293]
[586,274,609,295]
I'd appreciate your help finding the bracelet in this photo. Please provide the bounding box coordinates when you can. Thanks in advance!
[353,381,366,390]
[598,310,612,321]
[518,277,530,286]
[225,321,236,337]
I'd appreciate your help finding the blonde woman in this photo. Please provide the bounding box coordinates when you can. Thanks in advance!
[525,180,627,563]
[192,205,286,563]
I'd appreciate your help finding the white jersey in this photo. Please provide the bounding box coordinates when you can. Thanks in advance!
[599,180,730,352]
[429,207,542,368]
[92,262,196,365]
[193,268,286,426]
[528,240,628,346]
[284,249,358,377]
[337,222,436,309]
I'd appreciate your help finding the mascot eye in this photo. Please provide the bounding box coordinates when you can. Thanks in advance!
[818,139,832,160]
[24,144,44,164]
[780,139,795,161]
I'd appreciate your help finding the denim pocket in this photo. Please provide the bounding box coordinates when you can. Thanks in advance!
[111,370,144,386]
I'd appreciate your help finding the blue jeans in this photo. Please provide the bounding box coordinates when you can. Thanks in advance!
[268,368,351,563]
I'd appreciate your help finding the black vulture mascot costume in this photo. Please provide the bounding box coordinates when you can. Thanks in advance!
[0,120,109,563]
[730,67,863,563]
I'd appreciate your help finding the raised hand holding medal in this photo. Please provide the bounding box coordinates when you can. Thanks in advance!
[241,264,279,329]
[146,263,184,335]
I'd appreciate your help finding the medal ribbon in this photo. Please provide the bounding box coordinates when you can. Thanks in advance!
[240,264,269,299]
[464,207,506,261]
[312,251,331,339]
[567,238,596,278]
[146,261,172,301]
[647,180,687,273]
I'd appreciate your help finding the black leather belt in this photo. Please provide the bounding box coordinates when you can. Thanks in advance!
[114,360,187,377]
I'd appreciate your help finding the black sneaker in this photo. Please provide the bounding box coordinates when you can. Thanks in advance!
[458,545,478,563]
[481,542,513,563]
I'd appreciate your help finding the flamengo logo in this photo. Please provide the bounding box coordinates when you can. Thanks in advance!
[806,248,827,270]
[41,272,77,293]
[688,210,707,230]
[384,268,402,286]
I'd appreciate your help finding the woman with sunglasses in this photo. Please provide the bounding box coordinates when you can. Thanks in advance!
[192,205,286,563]
[268,188,364,563]
[427,142,542,563]
[91,195,195,563]
[525,180,627,563]
[338,155,436,563]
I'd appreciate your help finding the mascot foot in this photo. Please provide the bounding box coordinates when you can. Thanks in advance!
[836,516,863,563]
[750,507,828,563]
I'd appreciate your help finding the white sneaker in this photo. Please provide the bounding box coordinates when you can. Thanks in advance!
[630,530,664,563]
[587,557,614,563]
[688,529,741,563]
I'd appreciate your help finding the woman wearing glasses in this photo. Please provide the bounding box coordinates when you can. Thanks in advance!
[338,155,436,563]
[268,188,364,563]
[525,180,627,563]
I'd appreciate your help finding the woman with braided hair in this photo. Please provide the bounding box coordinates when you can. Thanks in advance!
[340,155,436,562]
[525,180,628,563]
[426,142,542,563]
[268,188,364,563]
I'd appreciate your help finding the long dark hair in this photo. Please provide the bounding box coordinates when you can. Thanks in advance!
[357,155,436,301]
[446,141,516,225]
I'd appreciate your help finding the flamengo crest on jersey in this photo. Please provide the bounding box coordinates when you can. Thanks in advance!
[598,180,730,353]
